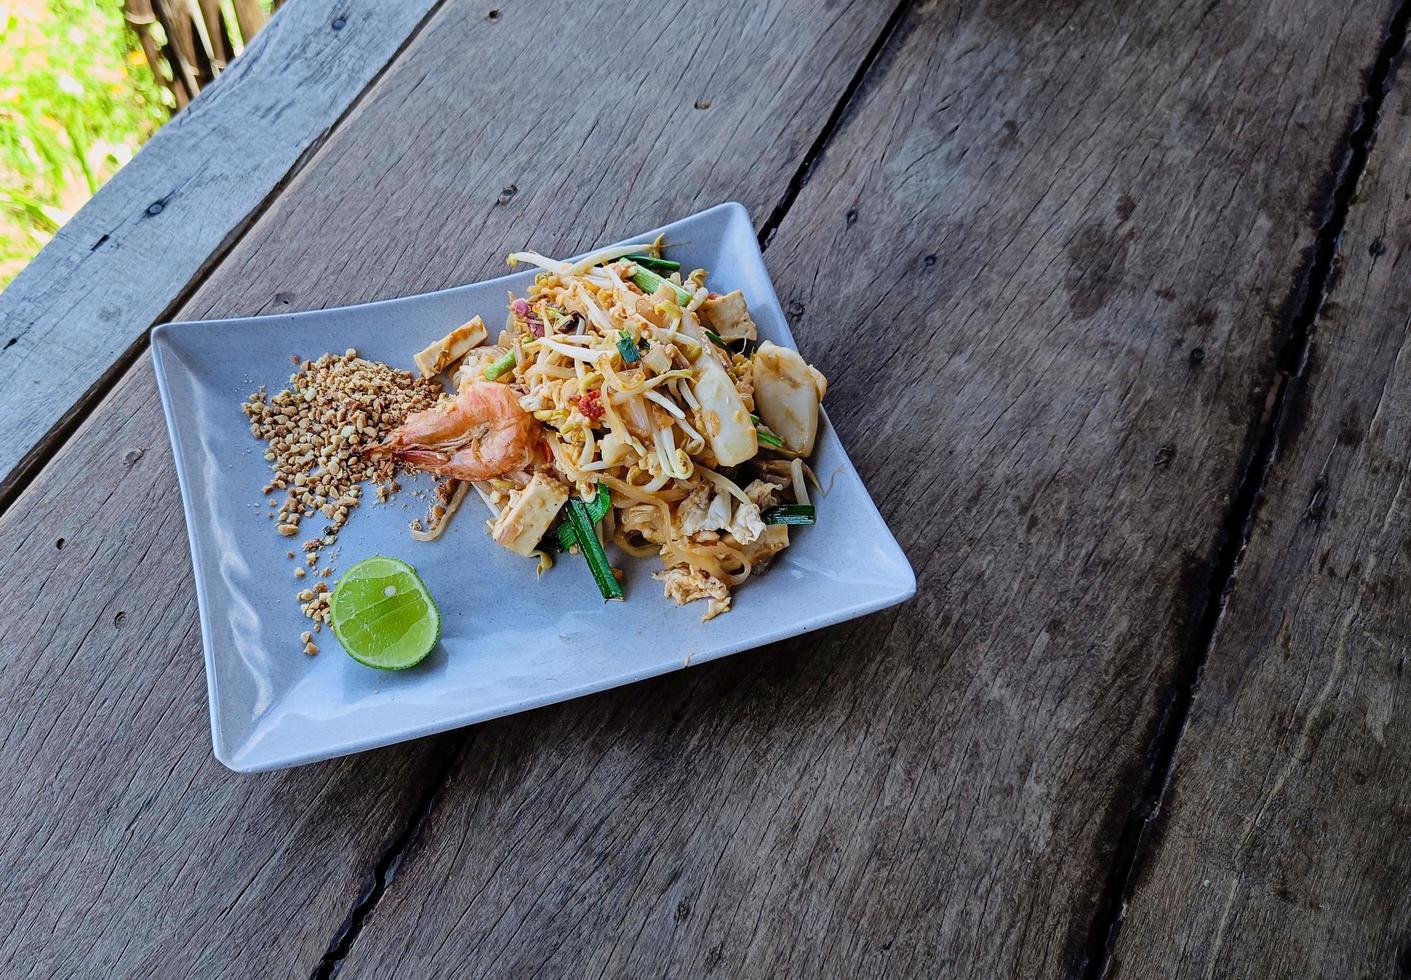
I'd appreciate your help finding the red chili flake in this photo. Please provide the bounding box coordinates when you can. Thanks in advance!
[579,388,604,421]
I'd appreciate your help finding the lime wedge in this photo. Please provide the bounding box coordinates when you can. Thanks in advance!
[329,557,440,670]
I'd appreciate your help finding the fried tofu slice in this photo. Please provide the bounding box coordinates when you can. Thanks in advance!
[492,474,569,556]
[699,290,758,341]
[414,316,488,378]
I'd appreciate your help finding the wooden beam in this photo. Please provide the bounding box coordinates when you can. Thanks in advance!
[123,0,181,108]
[197,0,229,70]
[151,0,210,92]
[0,0,907,973]
[0,0,443,510]
[231,0,267,44]
[1111,14,1411,977]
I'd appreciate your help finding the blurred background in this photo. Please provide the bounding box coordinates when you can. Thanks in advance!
[1,0,280,285]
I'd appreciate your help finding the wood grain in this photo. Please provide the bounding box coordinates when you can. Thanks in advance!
[0,0,900,975]
[1109,36,1411,980]
[0,362,453,979]
[0,0,442,506]
[329,1,1400,977]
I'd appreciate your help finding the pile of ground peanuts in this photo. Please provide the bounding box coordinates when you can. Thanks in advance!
[241,349,442,653]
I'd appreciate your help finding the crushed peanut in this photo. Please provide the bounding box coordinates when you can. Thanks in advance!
[302,590,332,625]
[242,350,440,638]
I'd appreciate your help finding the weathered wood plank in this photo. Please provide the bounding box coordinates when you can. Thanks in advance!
[1110,33,1411,980]
[0,0,442,507]
[0,402,448,976]
[330,1,1398,976]
[0,0,900,974]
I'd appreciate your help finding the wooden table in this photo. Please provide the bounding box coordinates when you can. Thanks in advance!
[3,1,1409,976]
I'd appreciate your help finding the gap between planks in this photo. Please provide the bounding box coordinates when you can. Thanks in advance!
[0,0,453,520]
[1077,0,1411,976]
[306,1,917,976]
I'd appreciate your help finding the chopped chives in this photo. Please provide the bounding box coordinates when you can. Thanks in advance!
[585,484,612,522]
[566,498,623,600]
[631,266,693,305]
[624,253,680,273]
[554,487,619,601]
[556,521,578,552]
[761,504,815,526]
[617,331,641,364]
[755,428,785,449]
[483,350,516,380]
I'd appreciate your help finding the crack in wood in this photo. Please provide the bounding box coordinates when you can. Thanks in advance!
[311,735,464,980]
[756,0,914,251]
[1077,1,1411,975]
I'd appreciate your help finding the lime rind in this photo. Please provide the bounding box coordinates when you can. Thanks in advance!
[329,556,441,670]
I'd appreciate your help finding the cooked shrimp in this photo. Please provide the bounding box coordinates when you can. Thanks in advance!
[368,381,538,481]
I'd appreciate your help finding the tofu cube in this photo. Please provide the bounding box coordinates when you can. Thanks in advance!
[700,290,758,341]
[492,474,569,556]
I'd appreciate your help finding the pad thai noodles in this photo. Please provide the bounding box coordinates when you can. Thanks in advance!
[366,240,827,620]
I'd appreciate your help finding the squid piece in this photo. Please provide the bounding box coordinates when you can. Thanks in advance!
[752,341,825,456]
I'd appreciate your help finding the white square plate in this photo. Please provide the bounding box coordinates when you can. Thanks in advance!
[152,202,915,771]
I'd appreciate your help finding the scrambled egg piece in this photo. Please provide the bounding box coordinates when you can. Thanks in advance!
[655,565,732,621]
[678,484,730,538]
[727,499,765,545]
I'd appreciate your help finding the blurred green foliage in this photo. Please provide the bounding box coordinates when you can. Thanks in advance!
[0,0,169,286]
